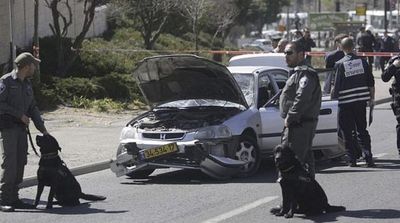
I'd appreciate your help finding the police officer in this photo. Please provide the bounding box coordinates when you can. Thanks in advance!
[0,52,49,212]
[279,40,322,179]
[323,33,348,94]
[382,53,400,157]
[332,37,375,167]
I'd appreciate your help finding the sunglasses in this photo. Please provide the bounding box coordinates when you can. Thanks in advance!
[284,51,294,55]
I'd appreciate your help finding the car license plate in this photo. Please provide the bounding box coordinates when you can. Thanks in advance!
[141,143,178,160]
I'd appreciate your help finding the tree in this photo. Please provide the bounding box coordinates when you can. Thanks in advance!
[179,0,210,51]
[208,0,239,47]
[245,0,289,37]
[45,0,107,76]
[114,0,178,50]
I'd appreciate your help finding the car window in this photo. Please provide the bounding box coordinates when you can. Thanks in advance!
[257,74,272,108]
[232,73,255,106]
[263,70,288,107]
[317,68,334,96]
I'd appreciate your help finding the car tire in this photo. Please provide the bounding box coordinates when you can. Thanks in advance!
[235,134,261,177]
[126,169,155,179]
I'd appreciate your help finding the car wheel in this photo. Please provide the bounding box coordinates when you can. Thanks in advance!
[126,169,155,179]
[235,134,261,177]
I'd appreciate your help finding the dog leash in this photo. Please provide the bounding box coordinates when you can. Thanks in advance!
[26,126,40,157]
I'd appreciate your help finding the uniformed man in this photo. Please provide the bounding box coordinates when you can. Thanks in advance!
[279,40,322,178]
[323,33,348,94]
[332,37,375,167]
[0,52,49,212]
[382,53,400,157]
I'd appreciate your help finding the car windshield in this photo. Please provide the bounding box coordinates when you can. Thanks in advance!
[158,99,246,109]
[231,73,254,106]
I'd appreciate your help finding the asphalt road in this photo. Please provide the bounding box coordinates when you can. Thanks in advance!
[1,102,400,222]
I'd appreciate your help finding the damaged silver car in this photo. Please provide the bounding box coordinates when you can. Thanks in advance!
[110,55,343,179]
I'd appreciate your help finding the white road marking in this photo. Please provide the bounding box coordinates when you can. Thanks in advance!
[201,196,279,223]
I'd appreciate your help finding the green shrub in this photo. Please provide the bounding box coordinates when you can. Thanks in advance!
[54,77,107,102]
[94,73,133,100]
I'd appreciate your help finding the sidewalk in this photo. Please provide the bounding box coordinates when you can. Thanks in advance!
[20,70,392,186]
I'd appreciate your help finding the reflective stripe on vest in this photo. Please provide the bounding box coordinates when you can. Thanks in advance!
[338,86,370,104]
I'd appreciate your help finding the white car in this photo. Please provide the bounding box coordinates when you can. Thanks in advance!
[228,53,288,70]
[110,55,344,180]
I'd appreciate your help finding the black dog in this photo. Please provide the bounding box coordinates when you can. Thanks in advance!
[34,134,106,209]
[271,144,345,218]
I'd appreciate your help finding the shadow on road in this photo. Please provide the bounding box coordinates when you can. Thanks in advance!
[17,199,127,215]
[301,209,400,222]
[317,158,400,174]
[120,160,278,185]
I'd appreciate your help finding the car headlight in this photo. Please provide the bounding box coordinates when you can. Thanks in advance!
[120,126,137,140]
[194,125,232,140]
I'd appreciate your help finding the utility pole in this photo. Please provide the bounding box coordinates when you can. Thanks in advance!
[384,0,388,33]
[33,0,41,82]
[8,0,15,71]
[317,0,321,47]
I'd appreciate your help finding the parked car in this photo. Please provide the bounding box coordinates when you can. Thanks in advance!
[241,39,274,52]
[110,55,344,180]
[228,53,288,70]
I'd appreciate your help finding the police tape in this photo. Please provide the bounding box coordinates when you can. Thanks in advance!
[71,47,399,58]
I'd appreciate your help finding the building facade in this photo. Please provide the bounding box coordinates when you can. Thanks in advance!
[0,0,107,73]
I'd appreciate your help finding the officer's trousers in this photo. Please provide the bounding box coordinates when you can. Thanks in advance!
[281,121,318,179]
[0,126,28,204]
[338,101,372,162]
[390,94,400,153]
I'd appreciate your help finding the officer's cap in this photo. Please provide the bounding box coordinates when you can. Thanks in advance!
[14,52,41,67]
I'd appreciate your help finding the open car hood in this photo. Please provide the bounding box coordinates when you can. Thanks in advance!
[133,55,249,108]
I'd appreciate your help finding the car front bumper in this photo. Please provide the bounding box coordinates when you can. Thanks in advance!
[110,140,246,179]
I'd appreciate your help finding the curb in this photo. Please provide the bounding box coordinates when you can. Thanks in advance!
[21,97,392,188]
[21,160,111,188]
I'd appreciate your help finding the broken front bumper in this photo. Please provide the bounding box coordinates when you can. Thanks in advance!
[110,141,246,179]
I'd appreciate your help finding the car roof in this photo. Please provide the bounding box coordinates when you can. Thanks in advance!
[228,53,288,69]
[227,66,287,74]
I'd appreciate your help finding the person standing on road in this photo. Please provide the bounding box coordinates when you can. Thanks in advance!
[356,27,376,71]
[323,33,348,94]
[381,53,400,157]
[332,37,375,167]
[297,28,316,66]
[279,41,322,178]
[380,32,399,72]
[0,52,49,212]
[273,39,288,53]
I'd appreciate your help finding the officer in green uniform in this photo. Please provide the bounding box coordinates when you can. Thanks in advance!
[279,41,322,179]
[0,52,49,212]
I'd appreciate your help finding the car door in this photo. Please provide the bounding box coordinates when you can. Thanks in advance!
[312,70,339,150]
[258,69,287,156]
[258,69,339,156]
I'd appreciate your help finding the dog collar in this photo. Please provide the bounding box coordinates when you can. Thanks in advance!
[40,152,59,159]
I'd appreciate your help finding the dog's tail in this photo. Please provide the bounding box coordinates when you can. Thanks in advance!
[326,204,346,213]
[80,193,107,201]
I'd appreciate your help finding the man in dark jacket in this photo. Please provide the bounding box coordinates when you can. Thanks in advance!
[380,32,399,72]
[382,53,400,157]
[280,40,322,178]
[332,37,375,167]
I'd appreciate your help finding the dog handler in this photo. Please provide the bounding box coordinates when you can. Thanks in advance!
[279,41,322,179]
[0,52,49,212]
